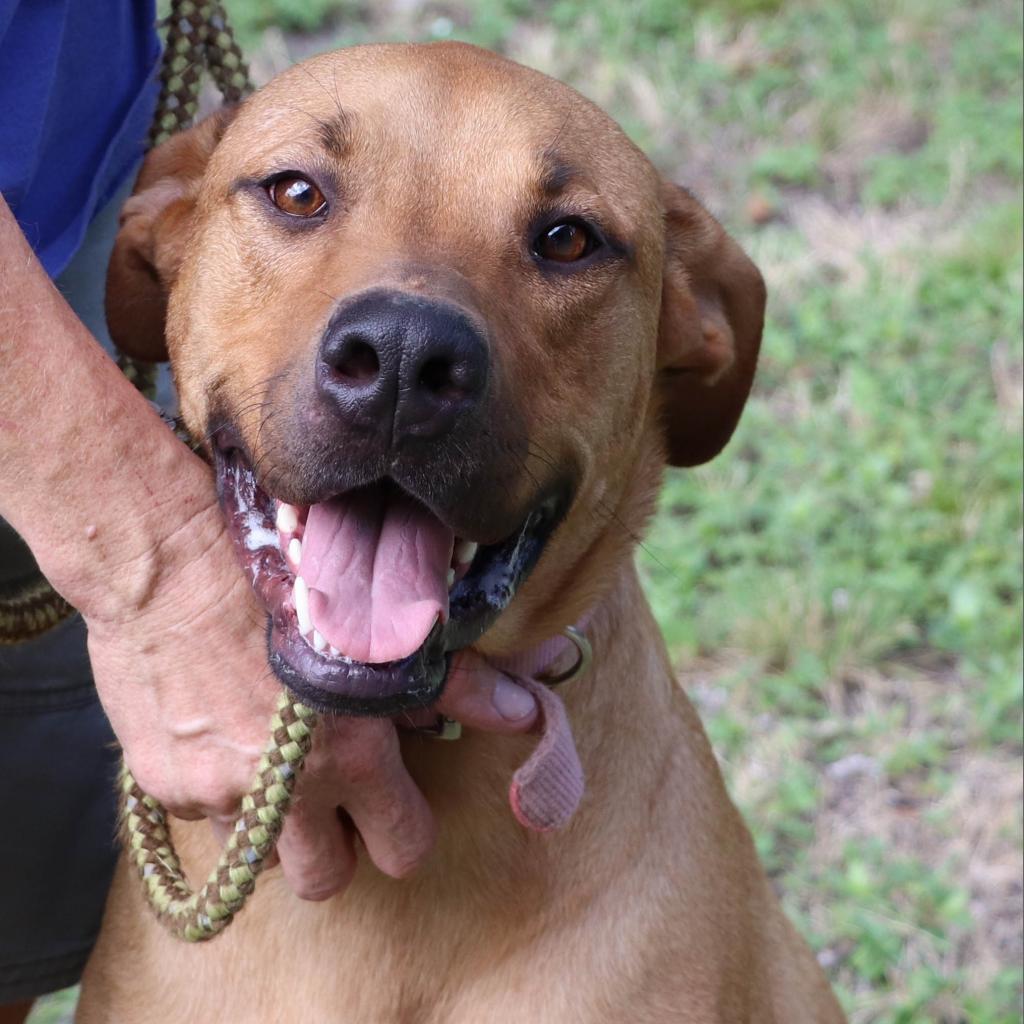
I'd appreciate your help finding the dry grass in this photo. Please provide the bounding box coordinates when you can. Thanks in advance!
[685,654,1023,1013]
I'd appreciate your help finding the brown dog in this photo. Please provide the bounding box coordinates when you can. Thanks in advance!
[79,43,845,1022]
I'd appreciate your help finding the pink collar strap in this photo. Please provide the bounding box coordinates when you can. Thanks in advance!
[438,617,590,832]
[501,668,585,832]
[487,620,590,832]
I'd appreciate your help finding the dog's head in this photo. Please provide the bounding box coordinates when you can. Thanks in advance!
[107,43,764,714]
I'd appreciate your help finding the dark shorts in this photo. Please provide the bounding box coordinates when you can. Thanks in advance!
[0,172,176,1003]
[0,616,120,1002]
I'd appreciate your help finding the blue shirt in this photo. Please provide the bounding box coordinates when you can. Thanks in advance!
[0,0,160,277]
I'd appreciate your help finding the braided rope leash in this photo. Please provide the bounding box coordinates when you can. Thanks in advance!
[116,0,252,400]
[122,694,318,941]
[0,575,74,646]
[150,0,251,147]
[111,0,318,944]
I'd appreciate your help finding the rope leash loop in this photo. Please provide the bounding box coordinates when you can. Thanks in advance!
[0,575,74,646]
[150,0,252,148]
[121,693,318,941]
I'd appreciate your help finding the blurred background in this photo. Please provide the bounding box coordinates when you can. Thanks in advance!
[31,1,1022,1021]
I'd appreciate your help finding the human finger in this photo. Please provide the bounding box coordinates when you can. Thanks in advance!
[434,649,538,733]
[320,717,437,879]
[275,794,357,901]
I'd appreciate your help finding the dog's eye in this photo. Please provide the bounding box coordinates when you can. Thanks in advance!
[533,220,598,263]
[268,175,327,218]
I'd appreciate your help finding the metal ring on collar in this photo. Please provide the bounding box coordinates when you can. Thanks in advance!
[417,715,463,741]
[433,717,463,741]
[536,626,593,687]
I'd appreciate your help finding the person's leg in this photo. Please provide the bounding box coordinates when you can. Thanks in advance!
[0,616,121,1009]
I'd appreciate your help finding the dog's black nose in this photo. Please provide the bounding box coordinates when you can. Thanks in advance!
[318,290,489,444]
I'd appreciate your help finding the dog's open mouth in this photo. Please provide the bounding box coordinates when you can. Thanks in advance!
[215,446,566,716]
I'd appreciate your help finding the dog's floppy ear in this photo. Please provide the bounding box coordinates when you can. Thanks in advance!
[656,182,766,467]
[106,107,238,361]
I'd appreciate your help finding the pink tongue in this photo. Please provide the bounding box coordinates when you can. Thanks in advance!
[299,489,454,664]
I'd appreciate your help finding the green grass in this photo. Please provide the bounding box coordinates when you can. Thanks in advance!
[26,988,76,1024]
[34,2,1021,1022]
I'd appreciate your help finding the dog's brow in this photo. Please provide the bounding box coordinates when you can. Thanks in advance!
[538,152,577,197]
[317,109,355,158]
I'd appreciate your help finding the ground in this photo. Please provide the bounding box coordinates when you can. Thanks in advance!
[30,1,1022,1021]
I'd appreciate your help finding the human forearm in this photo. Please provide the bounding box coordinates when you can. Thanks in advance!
[0,195,218,620]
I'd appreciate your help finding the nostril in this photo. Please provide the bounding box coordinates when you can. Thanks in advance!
[333,338,380,384]
[418,356,460,398]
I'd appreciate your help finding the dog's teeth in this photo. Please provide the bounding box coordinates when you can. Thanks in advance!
[276,503,299,534]
[455,540,478,565]
[288,537,302,566]
[328,644,341,657]
[312,630,326,652]
[446,568,456,589]
[294,576,312,635]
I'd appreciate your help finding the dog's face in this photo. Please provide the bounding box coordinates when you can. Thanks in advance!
[108,43,764,714]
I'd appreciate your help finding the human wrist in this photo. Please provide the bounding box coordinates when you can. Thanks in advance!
[6,425,224,625]
[67,455,230,627]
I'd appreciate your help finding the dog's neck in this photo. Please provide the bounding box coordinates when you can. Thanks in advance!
[402,560,725,896]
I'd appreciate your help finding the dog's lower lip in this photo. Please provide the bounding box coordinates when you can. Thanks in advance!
[267,612,450,715]
[214,447,567,715]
